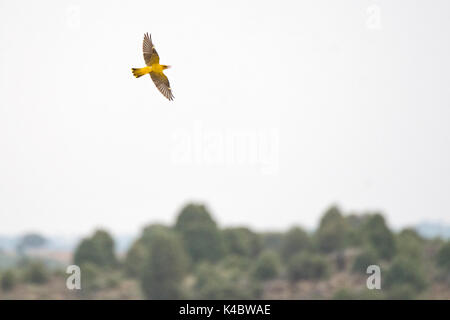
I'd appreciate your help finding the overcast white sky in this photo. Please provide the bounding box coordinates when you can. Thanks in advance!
[1,0,450,237]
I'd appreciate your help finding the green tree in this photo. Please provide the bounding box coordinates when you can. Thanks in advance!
[396,228,424,262]
[287,252,329,282]
[344,214,369,246]
[362,214,396,260]
[1,270,16,291]
[175,203,224,263]
[332,288,357,300]
[124,240,147,277]
[261,232,284,252]
[252,251,280,281]
[194,263,260,299]
[79,262,102,295]
[316,206,348,253]
[386,284,419,300]
[385,256,427,297]
[281,227,311,260]
[436,241,450,273]
[16,233,47,254]
[352,248,379,274]
[141,229,188,299]
[175,203,217,230]
[73,229,117,268]
[124,224,172,277]
[223,227,261,258]
[25,261,49,284]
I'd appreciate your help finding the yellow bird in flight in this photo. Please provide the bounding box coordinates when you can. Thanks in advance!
[132,33,174,101]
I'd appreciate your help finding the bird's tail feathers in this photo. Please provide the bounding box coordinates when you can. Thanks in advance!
[131,67,148,78]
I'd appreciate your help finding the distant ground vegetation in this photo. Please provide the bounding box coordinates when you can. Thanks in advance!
[1,204,450,299]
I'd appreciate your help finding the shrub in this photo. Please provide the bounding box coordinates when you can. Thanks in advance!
[261,232,284,252]
[124,240,148,277]
[362,214,396,260]
[436,241,450,273]
[141,230,188,299]
[223,227,261,258]
[194,264,260,299]
[252,251,280,281]
[352,249,379,274]
[384,256,427,295]
[287,252,329,282]
[395,229,424,261]
[25,261,49,284]
[281,227,311,260]
[333,288,357,300]
[220,255,251,273]
[73,229,117,268]
[175,204,224,263]
[316,206,348,253]
[1,270,17,291]
[386,284,419,300]
[79,262,102,295]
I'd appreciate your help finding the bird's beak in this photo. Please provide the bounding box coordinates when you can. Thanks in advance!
[166,65,171,69]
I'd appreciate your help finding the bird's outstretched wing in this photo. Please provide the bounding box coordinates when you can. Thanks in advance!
[150,72,174,101]
[143,33,159,66]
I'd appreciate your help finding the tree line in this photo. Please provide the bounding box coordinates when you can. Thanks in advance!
[67,203,450,299]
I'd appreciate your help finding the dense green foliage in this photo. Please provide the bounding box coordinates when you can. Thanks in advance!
[175,204,224,263]
[140,229,188,299]
[287,252,329,281]
[1,270,16,291]
[73,230,117,268]
[316,206,348,253]
[223,227,261,258]
[352,248,379,274]
[24,261,49,284]
[362,214,396,260]
[16,233,47,254]
[251,251,280,281]
[384,256,427,296]
[3,202,448,300]
[436,242,450,272]
[281,227,311,260]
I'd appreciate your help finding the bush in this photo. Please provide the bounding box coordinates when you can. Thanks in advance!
[333,288,385,300]
[261,232,284,252]
[333,288,357,300]
[1,270,17,291]
[79,262,102,295]
[316,206,348,253]
[175,204,224,263]
[220,255,251,273]
[141,230,188,299]
[362,214,396,260]
[358,289,385,300]
[344,214,369,246]
[281,227,311,260]
[124,224,174,277]
[124,240,148,277]
[73,230,117,268]
[386,284,419,300]
[223,227,261,258]
[352,249,379,274]
[287,252,329,282]
[194,263,260,299]
[436,241,450,273]
[395,229,424,262]
[25,261,49,284]
[252,251,280,281]
[385,257,427,295]
[16,233,47,254]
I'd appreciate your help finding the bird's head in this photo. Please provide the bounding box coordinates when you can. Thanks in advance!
[162,65,171,70]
